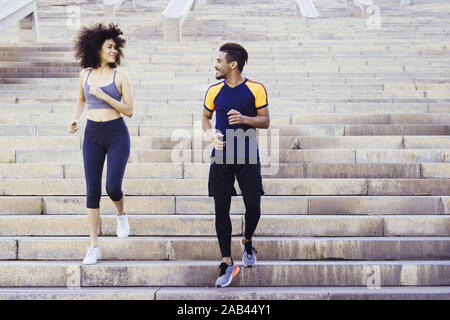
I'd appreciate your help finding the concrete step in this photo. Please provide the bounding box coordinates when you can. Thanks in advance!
[425,103,450,113]
[0,47,448,60]
[1,95,443,107]
[0,214,448,237]
[174,195,448,216]
[297,136,450,149]
[333,103,431,113]
[0,195,448,216]
[1,76,447,86]
[0,83,393,91]
[9,149,202,164]
[4,87,446,98]
[2,40,446,53]
[2,135,450,152]
[0,287,158,300]
[155,286,450,300]
[6,90,442,101]
[1,104,448,117]
[0,214,239,237]
[9,134,450,151]
[0,286,448,300]
[0,260,448,287]
[0,136,195,150]
[6,149,450,166]
[1,69,448,79]
[2,236,448,261]
[298,136,450,149]
[344,125,448,136]
[0,124,343,137]
[0,195,176,215]
[355,149,450,163]
[1,124,449,137]
[422,163,450,178]
[185,163,450,178]
[1,35,448,45]
[0,101,438,112]
[5,162,445,179]
[291,113,450,125]
[3,111,450,124]
[0,163,184,179]
[1,178,450,196]
[38,124,450,137]
[0,36,445,48]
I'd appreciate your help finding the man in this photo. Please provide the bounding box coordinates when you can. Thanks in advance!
[202,43,270,287]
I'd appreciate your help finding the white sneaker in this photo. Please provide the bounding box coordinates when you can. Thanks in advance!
[116,213,130,238]
[82,246,101,265]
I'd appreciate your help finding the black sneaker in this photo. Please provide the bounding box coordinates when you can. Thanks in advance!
[241,239,257,267]
[215,260,240,287]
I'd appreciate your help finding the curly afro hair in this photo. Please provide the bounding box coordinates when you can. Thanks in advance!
[74,22,126,69]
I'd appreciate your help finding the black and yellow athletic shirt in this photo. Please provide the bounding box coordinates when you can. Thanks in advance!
[203,78,268,163]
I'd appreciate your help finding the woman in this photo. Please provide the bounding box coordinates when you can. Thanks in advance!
[70,22,134,265]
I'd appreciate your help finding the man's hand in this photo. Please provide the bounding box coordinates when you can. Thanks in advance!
[227,109,247,125]
[206,129,226,150]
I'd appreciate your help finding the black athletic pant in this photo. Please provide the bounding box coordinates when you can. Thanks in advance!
[208,161,264,258]
[82,117,130,209]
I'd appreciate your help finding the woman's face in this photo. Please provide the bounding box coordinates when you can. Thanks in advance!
[99,39,118,65]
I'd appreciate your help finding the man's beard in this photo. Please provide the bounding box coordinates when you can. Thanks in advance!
[215,71,225,80]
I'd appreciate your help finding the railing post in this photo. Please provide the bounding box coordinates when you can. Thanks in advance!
[18,4,39,43]
[193,0,197,18]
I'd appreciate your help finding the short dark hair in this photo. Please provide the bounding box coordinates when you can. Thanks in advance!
[73,22,126,69]
[219,42,248,72]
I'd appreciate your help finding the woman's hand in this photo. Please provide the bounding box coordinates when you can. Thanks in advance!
[89,86,108,101]
[68,120,78,134]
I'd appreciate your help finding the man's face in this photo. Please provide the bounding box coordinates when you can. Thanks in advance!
[215,51,232,80]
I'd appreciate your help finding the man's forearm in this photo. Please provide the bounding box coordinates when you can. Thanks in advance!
[243,115,270,129]
[202,116,214,140]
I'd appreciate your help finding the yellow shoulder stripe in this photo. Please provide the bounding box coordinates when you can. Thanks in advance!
[204,82,225,111]
[246,80,268,109]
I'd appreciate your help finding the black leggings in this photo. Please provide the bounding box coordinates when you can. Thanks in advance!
[209,162,264,257]
[82,117,130,209]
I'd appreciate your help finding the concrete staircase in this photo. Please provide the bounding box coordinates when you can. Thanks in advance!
[0,0,449,299]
